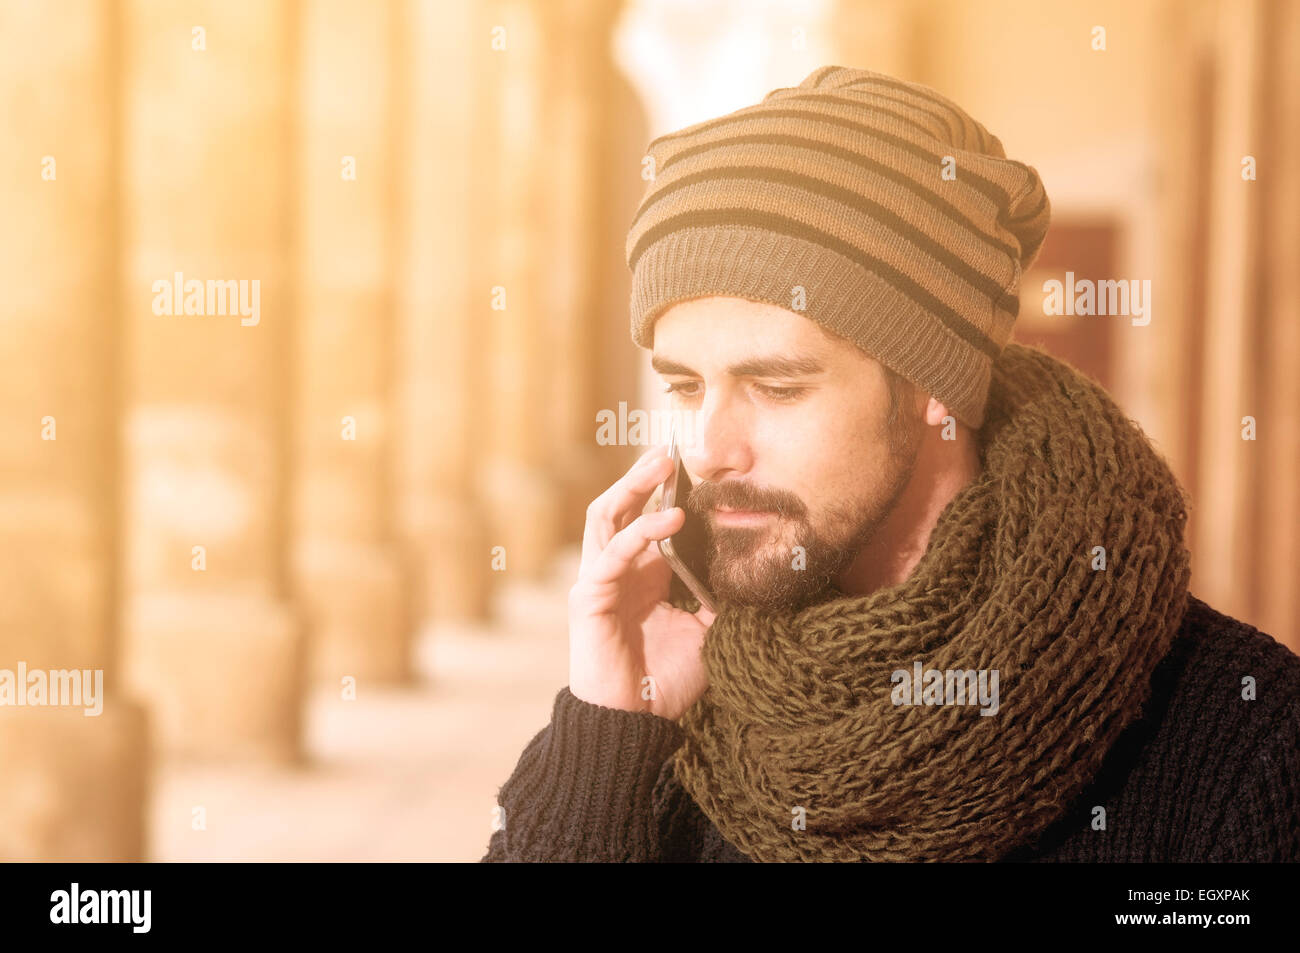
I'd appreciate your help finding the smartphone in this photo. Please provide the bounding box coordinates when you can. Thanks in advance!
[657,419,718,614]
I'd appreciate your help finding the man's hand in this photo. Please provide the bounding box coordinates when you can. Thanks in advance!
[568,443,715,721]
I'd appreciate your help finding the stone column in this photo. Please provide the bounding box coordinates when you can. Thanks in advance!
[0,0,148,860]
[1252,0,1300,648]
[469,0,564,580]
[1148,0,1212,492]
[292,0,412,682]
[119,0,304,761]
[1190,0,1267,617]
[541,0,637,538]
[393,0,495,623]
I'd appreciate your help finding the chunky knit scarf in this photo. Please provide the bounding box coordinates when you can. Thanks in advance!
[669,343,1193,862]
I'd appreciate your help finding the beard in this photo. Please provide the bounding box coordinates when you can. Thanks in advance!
[684,416,923,612]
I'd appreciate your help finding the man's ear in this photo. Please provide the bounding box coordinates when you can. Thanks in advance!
[923,396,953,426]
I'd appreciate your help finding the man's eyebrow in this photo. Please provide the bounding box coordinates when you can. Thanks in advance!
[650,353,826,378]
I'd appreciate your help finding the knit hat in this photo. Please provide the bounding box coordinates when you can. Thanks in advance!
[625,65,1051,430]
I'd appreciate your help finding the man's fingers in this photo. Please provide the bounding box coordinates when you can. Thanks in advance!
[584,507,684,587]
[580,446,672,570]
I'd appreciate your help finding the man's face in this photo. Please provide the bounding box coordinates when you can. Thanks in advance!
[652,295,925,611]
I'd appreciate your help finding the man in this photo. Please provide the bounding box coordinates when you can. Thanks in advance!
[483,66,1300,862]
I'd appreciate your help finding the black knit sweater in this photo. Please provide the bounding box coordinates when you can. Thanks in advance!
[482,594,1300,862]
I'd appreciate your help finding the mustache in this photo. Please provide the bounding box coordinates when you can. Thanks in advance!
[686,479,807,521]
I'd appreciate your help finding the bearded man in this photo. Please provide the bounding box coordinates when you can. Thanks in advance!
[483,66,1300,863]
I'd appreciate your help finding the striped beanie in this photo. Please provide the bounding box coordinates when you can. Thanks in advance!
[625,65,1051,429]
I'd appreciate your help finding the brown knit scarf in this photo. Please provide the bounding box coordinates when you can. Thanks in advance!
[669,343,1193,862]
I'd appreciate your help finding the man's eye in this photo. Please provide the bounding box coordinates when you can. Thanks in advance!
[754,384,806,402]
[663,381,701,398]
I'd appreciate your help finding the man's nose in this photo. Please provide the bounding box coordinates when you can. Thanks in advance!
[678,394,752,483]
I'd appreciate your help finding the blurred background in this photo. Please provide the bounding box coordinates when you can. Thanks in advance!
[1,0,1296,861]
